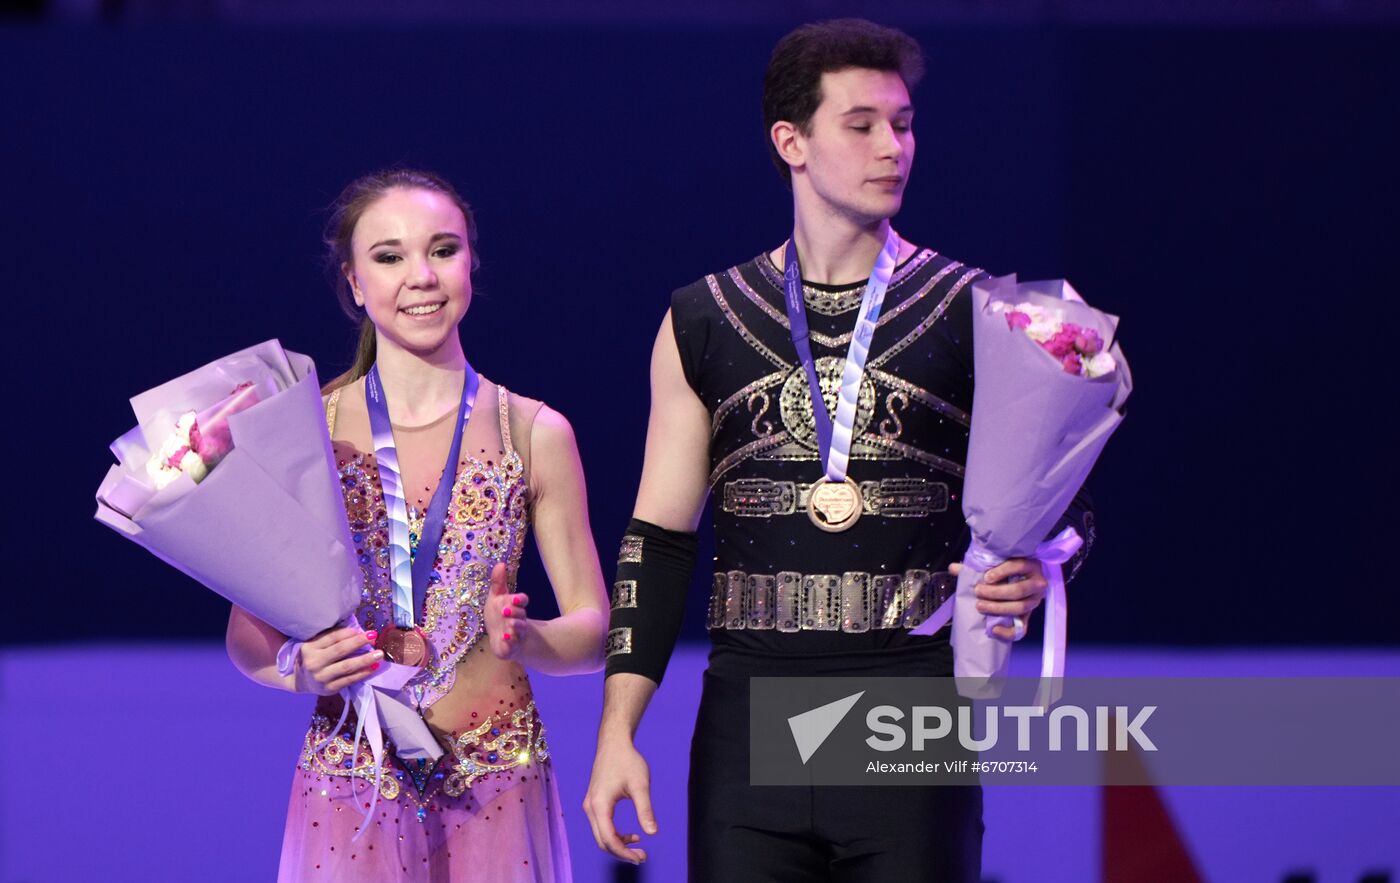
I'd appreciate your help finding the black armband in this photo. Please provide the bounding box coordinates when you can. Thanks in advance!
[603,518,698,686]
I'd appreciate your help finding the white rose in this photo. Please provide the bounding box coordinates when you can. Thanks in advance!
[1084,352,1116,378]
[144,410,200,489]
[180,448,209,483]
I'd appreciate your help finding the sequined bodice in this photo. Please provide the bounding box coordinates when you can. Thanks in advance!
[332,401,529,710]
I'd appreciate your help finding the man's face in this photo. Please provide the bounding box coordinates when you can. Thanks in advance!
[794,67,914,224]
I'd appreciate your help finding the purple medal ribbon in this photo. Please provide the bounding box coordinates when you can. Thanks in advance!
[782,230,900,480]
[783,243,835,468]
[365,362,479,629]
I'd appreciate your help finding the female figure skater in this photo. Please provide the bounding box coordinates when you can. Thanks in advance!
[226,168,608,881]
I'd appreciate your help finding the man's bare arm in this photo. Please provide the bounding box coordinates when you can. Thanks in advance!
[583,309,711,864]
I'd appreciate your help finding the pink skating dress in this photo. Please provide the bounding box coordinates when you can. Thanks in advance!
[276,378,572,882]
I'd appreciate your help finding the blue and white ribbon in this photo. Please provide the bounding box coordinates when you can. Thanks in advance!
[781,229,900,483]
[365,364,478,629]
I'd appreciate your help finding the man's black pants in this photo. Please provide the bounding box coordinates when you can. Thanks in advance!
[688,643,984,882]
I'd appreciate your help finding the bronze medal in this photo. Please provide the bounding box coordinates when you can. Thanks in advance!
[807,477,863,532]
[375,626,431,668]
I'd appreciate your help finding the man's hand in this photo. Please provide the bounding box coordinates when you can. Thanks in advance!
[484,562,529,660]
[583,734,657,865]
[577,310,705,866]
[951,557,1048,640]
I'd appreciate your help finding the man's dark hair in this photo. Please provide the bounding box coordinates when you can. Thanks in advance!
[762,18,925,185]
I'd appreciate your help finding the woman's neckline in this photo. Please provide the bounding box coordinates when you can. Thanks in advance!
[355,374,476,432]
[392,404,459,432]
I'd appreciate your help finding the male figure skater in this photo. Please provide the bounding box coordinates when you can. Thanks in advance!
[584,19,1093,881]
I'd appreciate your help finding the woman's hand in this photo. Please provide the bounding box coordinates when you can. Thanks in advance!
[485,562,530,660]
[294,626,383,695]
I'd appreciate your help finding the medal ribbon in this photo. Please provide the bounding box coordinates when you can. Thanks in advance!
[782,229,900,481]
[365,363,479,629]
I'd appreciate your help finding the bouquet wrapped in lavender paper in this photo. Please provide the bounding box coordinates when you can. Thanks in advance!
[95,339,441,771]
[912,276,1132,700]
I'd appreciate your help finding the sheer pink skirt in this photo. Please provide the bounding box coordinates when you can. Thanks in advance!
[276,702,571,882]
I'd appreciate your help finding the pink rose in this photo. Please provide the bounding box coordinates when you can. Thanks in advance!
[1042,328,1077,358]
[1074,328,1104,357]
[191,381,259,464]
[1005,311,1032,330]
[165,445,191,469]
[1060,352,1083,375]
[193,418,234,462]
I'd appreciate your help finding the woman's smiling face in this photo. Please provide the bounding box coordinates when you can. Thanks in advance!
[345,186,473,359]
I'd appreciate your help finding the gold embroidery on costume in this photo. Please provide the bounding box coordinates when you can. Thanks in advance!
[712,371,786,437]
[325,387,342,435]
[720,477,948,519]
[705,274,790,369]
[866,368,971,427]
[778,357,876,452]
[748,391,775,437]
[802,283,863,314]
[868,477,949,517]
[704,569,956,633]
[298,702,550,805]
[442,703,550,797]
[618,534,644,565]
[859,435,966,478]
[708,432,794,487]
[721,478,798,518]
[611,580,638,609]
[299,714,404,802]
[605,627,633,657]
[702,257,984,485]
[330,390,530,712]
[869,267,983,368]
[880,391,908,439]
[728,253,953,349]
[752,247,937,300]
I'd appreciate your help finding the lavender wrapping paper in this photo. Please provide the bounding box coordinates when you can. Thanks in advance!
[94,340,442,764]
[912,276,1132,693]
[95,340,360,639]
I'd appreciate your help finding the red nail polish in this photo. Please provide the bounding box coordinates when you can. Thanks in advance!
[371,661,381,671]
[503,607,513,617]
[365,630,378,641]
[503,633,512,641]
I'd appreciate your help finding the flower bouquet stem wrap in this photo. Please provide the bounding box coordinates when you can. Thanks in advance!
[911,276,1132,703]
[95,340,443,828]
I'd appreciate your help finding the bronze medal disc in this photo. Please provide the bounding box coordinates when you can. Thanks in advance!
[807,477,863,532]
[375,626,430,668]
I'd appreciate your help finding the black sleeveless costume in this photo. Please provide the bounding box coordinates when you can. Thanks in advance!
[668,247,1094,882]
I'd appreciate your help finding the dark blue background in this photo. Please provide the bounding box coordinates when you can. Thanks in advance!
[5,22,1397,647]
